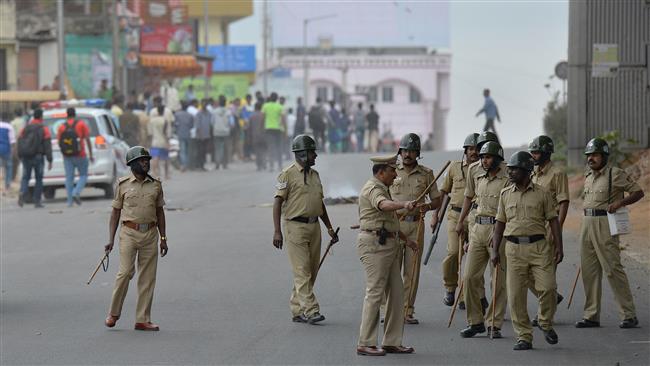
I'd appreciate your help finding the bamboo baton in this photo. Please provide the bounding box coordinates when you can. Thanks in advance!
[398,160,451,221]
[404,217,423,316]
[447,234,465,328]
[87,252,109,285]
[490,264,500,339]
[567,267,581,309]
[318,227,340,272]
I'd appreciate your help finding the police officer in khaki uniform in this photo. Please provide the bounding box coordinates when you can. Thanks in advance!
[272,135,338,324]
[456,141,509,339]
[528,135,569,326]
[456,131,499,310]
[432,133,479,307]
[356,155,418,356]
[104,146,168,331]
[491,151,564,351]
[390,133,441,324]
[576,138,644,329]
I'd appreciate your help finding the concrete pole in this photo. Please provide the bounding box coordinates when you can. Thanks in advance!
[111,0,120,93]
[262,0,268,96]
[56,0,66,97]
[203,0,210,98]
[302,19,309,108]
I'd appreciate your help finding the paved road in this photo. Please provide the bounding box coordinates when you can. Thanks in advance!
[2,151,649,365]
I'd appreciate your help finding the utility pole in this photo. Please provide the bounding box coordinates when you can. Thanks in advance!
[262,0,268,96]
[301,14,337,108]
[111,0,120,93]
[203,0,210,98]
[56,0,66,97]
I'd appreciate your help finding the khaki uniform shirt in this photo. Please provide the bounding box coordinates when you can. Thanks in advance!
[531,161,569,207]
[583,164,641,210]
[390,163,441,215]
[465,160,508,201]
[275,163,324,219]
[112,174,165,223]
[440,160,469,207]
[358,177,400,232]
[497,181,557,236]
[469,167,510,218]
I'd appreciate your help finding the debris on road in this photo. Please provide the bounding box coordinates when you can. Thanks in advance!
[324,196,358,205]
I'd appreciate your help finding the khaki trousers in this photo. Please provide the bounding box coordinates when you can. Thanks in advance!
[580,216,636,321]
[401,219,424,316]
[464,222,507,327]
[109,226,159,323]
[285,220,322,317]
[442,210,464,294]
[506,239,557,344]
[357,232,404,347]
[463,208,485,302]
[528,225,557,316]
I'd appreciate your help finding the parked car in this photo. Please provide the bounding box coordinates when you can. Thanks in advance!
[26,106,130,200]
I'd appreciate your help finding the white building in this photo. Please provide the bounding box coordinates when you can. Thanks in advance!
[257,47,451,150]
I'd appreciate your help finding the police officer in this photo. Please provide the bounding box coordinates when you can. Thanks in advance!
[432,133,479,307]
[576,138,644,329]
[356,155,418,356]
[491,151,563,351]
[456,141,509,339]
[272,135,338,324]
[390,133,441,324]
[455,131,499,310]
[528,135,569,326]
[104,146,168,331]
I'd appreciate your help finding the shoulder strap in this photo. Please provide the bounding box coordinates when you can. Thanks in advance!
[607,167,612,204]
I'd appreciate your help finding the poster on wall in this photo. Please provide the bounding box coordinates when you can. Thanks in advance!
[592,43,619,78]
[140,24,193,53]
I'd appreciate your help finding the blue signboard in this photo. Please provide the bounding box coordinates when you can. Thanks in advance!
[199,45,256,73]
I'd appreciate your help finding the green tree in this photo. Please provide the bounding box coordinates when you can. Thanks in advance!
[543,92,567,163]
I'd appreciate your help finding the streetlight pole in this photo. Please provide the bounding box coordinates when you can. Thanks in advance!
[203,0,210,98]
[302,14,337,108]
[56,0,66,97]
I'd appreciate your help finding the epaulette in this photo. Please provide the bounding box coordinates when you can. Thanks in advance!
[500,186,512,196]
[419,165,433,174]
[117,176,130,185]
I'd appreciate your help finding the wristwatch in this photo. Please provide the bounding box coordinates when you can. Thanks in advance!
[160,236,167,241]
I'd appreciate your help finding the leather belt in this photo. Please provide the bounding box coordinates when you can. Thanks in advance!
[475,216,496,225]
[584,208,607,216]
[122,221,156,232]
[291,216,319,224]
[506,234,545,244]
[450,205,462,213]
[402,215,421,222]
[361,229,397,239]
[471,203,478,210]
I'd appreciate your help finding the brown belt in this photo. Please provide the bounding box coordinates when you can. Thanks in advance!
[450,205,462,213]
[122,221,156,232]
[361,229,398,239]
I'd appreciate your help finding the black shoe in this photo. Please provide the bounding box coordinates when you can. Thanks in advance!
[513,340,532,350]
[380,318,384,324]
[443,291,455,306]
[458,301,466,310]
[18,194,23,207]
[307,312,325,324]
[34,203,44,208]
[557,293,564,305]
[480,298,489,315]
[292,314,307,323]
[531,316,539,328]
[620,317,639,329]
[460,323,486,338]
[543,328,558,344]
[73,196,82,205]
[487,326,502,339]
[575,319,600,328]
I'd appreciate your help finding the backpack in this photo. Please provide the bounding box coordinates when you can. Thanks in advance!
[308,106,324,131]
[18,123,44,158]
[58,120,80,156]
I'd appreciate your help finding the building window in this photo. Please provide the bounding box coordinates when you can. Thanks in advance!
[368,86,378,102]
[382,86,393,103]
[333,86,343,105]
[316,86,328,102]
[409,86,421,103]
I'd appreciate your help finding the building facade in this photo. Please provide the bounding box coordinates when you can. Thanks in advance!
[567,0,650,165]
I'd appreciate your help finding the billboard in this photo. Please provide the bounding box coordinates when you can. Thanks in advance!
[199,45,256,73]
[140,24,193,53]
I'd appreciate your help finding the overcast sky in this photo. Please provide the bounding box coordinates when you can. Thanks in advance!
[230,1,569,149]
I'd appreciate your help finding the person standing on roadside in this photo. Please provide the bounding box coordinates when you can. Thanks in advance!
[262,92,285,171]
[194,99,213,171]
[0,115,16,191]
[148,105,172,179]
[174,101,194,172]
[17,108,52,208]
[120,103,142,147]
[250,102,266,171]
[211,95,230,170]
[366,104,380,153]
[57,107,94,206]
[353,103,366,152]
[294,97,306,137]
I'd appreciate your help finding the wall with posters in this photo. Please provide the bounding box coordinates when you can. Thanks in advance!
[65,35,125,98]
[179,75,252,101]
[140,24,194,53]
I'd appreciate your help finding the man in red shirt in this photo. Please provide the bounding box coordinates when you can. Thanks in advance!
[18,108,53,208]
[57,107,94,206]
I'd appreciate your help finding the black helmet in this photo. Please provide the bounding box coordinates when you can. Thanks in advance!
[126,146,152,166]
[291,134,317,152]
[399,133,421,151]
[507,151,535,172]
[584,137,609,155]
[463,133,480,148]
[528,135,554,153]
[479,141,504,159]
[476,131,499,148]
